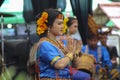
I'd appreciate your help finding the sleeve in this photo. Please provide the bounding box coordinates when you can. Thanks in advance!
[101,46,112,68]
[38,41,62,66]
[81,45,86,53]
[62,40,67,47]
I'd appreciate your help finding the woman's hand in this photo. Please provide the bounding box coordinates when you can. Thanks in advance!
[66,37,76,54]
[76,40,82,53]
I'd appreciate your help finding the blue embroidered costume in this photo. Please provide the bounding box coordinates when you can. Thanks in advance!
[36,40,71,78]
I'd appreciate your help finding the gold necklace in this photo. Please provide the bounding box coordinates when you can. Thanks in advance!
[39,37,67,55]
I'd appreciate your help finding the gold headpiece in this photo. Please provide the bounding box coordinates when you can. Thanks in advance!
[57,14,64,19]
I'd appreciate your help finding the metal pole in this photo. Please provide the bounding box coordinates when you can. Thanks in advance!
[1,15,12,80]
[1,15,4,65]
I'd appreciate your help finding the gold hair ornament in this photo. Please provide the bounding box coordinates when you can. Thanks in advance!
[63,18,69,34]
[36,12,48,35]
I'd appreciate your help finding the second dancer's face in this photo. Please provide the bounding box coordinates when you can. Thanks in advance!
[69,22,78,35]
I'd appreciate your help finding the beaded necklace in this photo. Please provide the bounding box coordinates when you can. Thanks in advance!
[39,37,68,55]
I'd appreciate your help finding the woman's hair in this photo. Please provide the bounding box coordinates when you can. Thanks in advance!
[35,8,63,36]
[66,17,77,27]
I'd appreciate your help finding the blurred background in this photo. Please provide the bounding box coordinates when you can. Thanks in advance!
[0,0,120,80]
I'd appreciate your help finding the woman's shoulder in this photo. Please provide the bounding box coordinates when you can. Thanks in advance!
[38,37,55,45]
[39,40,54,48]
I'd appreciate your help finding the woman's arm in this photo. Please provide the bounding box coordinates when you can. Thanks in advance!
[54,54,73,69]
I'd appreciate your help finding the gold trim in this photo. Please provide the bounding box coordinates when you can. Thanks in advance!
[66,53,73,61]
[51,56,61,66]
[39,37,67,55]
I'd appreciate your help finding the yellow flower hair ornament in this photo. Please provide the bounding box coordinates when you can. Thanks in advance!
[63,17,69,34]
[36,12,48,35]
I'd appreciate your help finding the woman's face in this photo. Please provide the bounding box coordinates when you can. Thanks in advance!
[69,22,78,35]
[50,18,64,36]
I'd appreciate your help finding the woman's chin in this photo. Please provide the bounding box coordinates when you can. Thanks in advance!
[59,32,63,36]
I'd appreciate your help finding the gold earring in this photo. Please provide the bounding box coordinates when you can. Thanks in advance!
[67,29,69,33]
[48,29,49,32]
[48,28,50,33]
[47,29,50,35]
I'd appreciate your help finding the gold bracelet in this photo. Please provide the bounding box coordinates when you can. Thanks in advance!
[66,53,73,61]
[76,50,80,54]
